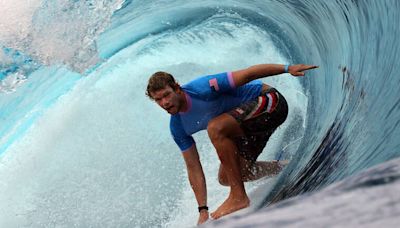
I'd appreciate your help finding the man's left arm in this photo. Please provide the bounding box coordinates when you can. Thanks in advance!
[231,64,318,87]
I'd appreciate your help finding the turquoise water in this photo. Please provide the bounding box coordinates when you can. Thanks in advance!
[1,0,399,227]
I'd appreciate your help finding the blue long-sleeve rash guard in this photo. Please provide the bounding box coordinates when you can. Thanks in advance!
[169,72,263,152]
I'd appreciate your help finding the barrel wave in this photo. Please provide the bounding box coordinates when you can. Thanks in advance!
[1,0,399,227]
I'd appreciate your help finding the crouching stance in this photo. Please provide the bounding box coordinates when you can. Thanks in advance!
[146,64,318,225]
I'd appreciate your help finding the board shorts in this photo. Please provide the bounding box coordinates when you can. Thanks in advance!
[227,88,288,162]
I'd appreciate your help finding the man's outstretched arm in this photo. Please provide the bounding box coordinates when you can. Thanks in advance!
[182,144,209,225]
[231,64,318,87]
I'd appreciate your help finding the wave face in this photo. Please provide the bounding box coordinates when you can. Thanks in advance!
[1,0,400,227]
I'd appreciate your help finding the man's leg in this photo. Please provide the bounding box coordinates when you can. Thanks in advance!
[210,88,288,219]
[207,113,250,219]
[241,159,287,182]
[218,158,288,186]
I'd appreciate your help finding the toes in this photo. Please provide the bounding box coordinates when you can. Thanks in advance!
[210,211,220,219]
[210,212,216,218]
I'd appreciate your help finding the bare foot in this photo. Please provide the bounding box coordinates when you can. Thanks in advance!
[210,195,250,219]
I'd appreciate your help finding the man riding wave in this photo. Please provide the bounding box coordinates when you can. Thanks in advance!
[146,63,318,225]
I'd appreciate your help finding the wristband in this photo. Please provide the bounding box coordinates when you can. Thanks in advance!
[198,206,208,212]
[284,65,290,73]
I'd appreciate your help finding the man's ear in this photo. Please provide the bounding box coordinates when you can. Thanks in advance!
[173,83,181,92]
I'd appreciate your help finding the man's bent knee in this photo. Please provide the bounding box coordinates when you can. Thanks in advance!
[207,118,225,141]
[207,114,243,141]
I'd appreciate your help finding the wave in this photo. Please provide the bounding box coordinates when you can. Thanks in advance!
[0,0,400,227]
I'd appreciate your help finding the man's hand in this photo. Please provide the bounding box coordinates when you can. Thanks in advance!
[232,63,318,87]
[288,64,319,77]
[197,210,209,225]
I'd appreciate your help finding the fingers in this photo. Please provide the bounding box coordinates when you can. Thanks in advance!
[307,65,319,70]
[289,64,318,77]
[292,72,305,77]
[299,64,318,70]
[197,212,209,225]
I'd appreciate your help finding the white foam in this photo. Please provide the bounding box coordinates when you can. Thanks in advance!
[0,72,27,93]
[0,0,42,45]
[0,0,123,72]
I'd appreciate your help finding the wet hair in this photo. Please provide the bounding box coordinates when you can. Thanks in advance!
[146,71,180,99]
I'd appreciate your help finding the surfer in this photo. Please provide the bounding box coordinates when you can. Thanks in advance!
[146,63,318,225]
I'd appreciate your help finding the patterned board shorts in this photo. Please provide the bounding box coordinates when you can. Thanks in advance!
[227,88,288,162]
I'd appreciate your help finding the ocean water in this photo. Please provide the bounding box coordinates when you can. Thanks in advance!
[0,0,399,227]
